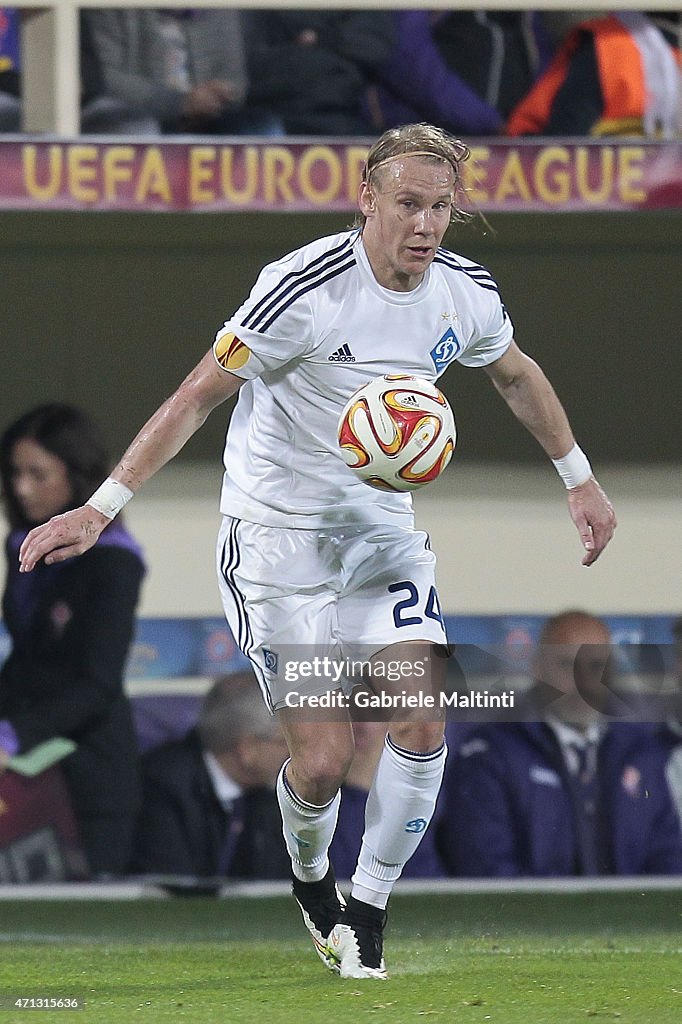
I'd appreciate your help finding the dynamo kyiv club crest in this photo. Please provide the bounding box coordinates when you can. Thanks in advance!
[263,649,279,674]
[430,327,462,373]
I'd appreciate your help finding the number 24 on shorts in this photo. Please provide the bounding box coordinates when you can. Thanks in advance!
[389,581,444,628]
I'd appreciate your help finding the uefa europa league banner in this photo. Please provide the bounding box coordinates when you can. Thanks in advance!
[0,139,679,212]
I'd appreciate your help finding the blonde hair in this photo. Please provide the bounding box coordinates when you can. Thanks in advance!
[362,123,470,223]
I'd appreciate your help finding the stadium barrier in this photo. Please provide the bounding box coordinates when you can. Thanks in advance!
[2,874,682,901]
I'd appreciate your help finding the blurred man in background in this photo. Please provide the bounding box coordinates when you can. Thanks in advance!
[507,11,681,138]
[81,8,281,135]
[131,671,289,879]
[438,610,682,876]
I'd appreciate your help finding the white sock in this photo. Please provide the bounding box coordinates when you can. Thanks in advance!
[276,760,341,883]
[351,735,447,909]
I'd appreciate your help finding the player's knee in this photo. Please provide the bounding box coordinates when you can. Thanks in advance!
[388,720,445,755]
[290,744,353,800]
[307,748,353,791]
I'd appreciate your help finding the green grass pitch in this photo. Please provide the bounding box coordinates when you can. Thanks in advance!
[1,889,680,1023]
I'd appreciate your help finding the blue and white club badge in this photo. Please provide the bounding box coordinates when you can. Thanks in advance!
[263,649,279,674]
[430,327,462,374]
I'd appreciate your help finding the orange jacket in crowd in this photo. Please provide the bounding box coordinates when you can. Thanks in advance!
[506,13,681,138]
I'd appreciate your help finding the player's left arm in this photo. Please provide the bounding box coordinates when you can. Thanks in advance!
[484,340,616,566]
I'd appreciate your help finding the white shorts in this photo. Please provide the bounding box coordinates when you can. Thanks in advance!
[216,516,447,711]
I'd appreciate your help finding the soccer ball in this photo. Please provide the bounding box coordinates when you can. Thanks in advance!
[337,374,456,492]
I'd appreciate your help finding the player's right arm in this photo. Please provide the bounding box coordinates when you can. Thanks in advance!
[19,349,244,572]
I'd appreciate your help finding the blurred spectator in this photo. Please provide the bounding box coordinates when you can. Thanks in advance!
[131,672,290,879]
[0,9,159,134]
[365,11,552,137]
[80,11,159,134]
[539,11,603,48]
[81,8,282,136]
[437,610,682,876]
[329,719,446,879]
[244,9,393,135]
[662,617,682,824]
[0,404,145,877]
[0,6,20,131]
[507,11,681,138]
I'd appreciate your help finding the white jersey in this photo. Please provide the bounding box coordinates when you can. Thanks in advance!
[213,229,513,529]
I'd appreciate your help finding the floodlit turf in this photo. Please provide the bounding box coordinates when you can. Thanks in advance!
[1,891,681,1023]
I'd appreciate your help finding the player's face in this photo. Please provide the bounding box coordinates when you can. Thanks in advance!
[10,438,73,525]
[359,156,455,292]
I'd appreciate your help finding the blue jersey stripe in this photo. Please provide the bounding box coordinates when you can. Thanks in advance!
[386,734,447,762]
[220,519,274,712]
[433,256,500,293]
[435,248,494,276]
[258,258,356,334]
[435,250,497,282]
[242,234,356,331]
[220,519,247,652]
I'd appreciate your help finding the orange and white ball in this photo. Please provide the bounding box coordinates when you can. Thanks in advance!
[337,375,456,492]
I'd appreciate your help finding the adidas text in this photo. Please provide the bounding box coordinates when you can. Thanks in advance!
[328,344,355,362]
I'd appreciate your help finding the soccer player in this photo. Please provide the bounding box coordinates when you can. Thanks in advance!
[19,124,616,979]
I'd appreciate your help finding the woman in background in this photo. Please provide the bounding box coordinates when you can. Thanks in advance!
[0,404,145,877]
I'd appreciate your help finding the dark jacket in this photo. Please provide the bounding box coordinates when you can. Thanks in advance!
[245,10,393,135]
[506,13,681,137]
[437,719,682,877]
[367,11,550,135]
[131,729,290,879]
[0,524,144,876]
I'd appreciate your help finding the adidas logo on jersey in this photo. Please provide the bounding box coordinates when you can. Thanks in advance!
[328,343,356,362]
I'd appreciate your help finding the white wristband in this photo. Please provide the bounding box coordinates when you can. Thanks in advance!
[87,477,134,520]
[551,443,592,489]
